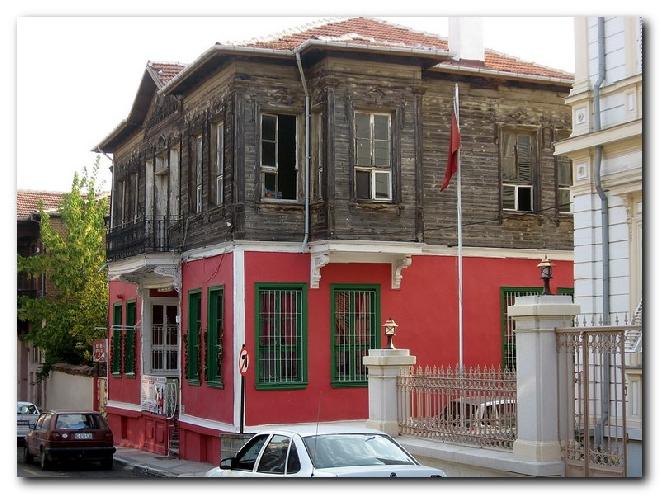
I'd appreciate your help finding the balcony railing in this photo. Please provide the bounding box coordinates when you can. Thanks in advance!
[107,216,182,261]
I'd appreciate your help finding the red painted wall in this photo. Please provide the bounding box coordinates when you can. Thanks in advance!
[180,252,234,425]
[108,281,141,405]
[239,251,572,426]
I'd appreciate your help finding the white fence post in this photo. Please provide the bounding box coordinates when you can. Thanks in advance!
[508,295,579,463]
[363,349,416,436]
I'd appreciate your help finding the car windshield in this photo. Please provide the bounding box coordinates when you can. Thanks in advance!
[17,404,38,415]
[302,433,415,469]
[55,413,100,430]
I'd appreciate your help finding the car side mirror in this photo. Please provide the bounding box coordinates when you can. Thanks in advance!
[219,457,235,470]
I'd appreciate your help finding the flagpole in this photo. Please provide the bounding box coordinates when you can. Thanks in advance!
[455,83,464,372]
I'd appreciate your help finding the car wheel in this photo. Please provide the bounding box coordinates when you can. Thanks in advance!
[40,450,50,471]
[101,457,113,470]
[23,446,33,464]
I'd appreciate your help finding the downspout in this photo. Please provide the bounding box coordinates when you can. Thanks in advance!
[295,50,311,249]
[593,16,610,449]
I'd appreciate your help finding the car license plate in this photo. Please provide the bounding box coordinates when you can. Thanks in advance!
[74,432,93,439]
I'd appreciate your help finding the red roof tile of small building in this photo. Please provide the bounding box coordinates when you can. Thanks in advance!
[147,61,187,87]
[245,17,573,81]
[17,190,66,220]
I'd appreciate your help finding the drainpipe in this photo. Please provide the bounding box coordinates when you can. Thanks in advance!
[295,50,311,249]
[593,16,610,449]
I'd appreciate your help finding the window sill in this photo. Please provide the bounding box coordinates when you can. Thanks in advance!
[187,379,201,387]
[124,372,136,379]
[111,372,121,377]
[257,201,304,212]
[331,381,367,389]
[349,202,401,212]
[255,382,307,391]
[206,380,224,389]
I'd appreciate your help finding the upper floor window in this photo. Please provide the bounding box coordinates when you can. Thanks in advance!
[311,113,323,201]
[501,130,537,212]
[119,180,127,225]
[260,114,297,201]
[194,134,203,213]
[354,112,392,201]
[213,123,224,206]
[130,173,139,222]
[555,130,573,214]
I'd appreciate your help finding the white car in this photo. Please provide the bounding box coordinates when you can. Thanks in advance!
[17,401,40,444]
[206,426,446,478]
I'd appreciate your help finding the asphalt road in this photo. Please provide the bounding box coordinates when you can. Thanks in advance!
[17,446,148,479]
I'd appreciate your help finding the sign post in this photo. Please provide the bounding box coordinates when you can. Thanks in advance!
[238,344,249,434]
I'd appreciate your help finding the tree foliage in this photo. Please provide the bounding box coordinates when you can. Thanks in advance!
[18,160,109,376]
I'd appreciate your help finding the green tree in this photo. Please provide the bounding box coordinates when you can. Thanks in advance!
[18,160,109,376]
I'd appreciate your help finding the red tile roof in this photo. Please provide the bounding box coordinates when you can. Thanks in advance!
[17,190,66,220]
[245,17,573,81]
[147,61,187,87]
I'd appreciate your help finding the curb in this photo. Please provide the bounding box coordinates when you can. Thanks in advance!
[113,456,174,478]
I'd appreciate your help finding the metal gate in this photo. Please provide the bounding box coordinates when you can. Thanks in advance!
[556,327,628,477]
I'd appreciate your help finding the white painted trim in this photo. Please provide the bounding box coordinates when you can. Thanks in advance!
[106,400,142,412]
[108,253,180,281]
[181,240,305,261]
[232,247,245,430]
[178,413,236,433]
[554,119,641,157]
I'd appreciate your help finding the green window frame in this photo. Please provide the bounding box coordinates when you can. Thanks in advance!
[331,285,380,387]
[111,303,122,375]
[500,286,574,371]
[255,283,307,390]
[206,286,224,387]
[124,301,136,375]
[187,290,202,384]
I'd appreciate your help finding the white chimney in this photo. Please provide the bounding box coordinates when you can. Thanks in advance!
[448,17,485,63]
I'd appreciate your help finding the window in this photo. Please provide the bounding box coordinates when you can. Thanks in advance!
[111,303,122,375]
[501,130,537,212]
[354,112,392,201]
[312,113,323,201]
[500,287,573,370]
[213,123,224,206]
[206,287,224,386]
[193,134,203,213]
[255,284,306,389]
[131,173,139,222]
[119,180,126,224]
[186,291,201,382]
[234,434,269,471]
[555,130,573,214]
[286,441,301,474]
[124,301,136,375]
[152,303,178,373]
[260,114,297,200]
[331,286,380,386]
[257,435,290,474]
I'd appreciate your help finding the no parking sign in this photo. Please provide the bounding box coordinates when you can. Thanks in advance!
[239,345,249,376]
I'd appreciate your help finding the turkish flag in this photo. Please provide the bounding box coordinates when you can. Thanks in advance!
[440,109,461,191]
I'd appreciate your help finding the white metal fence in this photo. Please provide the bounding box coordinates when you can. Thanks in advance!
[398,365,517,450]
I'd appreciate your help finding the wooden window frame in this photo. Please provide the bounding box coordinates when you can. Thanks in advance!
[353,112,393,202]
[194,134,203,214]
[330,284,381,387]
[206,286,224,387]
[259,113,299,202]
[111,303,122,375]
[254,283,307,390]
[214,122,224,206]
[499,127,540,213]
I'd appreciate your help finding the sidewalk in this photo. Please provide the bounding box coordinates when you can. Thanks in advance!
[114,447,216,477]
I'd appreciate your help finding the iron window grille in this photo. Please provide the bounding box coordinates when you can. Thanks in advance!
[331,285,380,386]
[206,286,224,387]
[255,284,307,389]
[501,131,536,212]
[354,112,392,201]
[500,286,574,370]
[186,291,202,383]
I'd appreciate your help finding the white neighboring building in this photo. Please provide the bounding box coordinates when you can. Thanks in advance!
[556,16,642,320]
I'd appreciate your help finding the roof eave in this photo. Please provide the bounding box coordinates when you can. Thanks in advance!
[428,64,573,87]
[295,39,453,64]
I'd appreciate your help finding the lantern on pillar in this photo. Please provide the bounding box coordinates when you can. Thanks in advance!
[537,255,554,295]
[383,318,398,350]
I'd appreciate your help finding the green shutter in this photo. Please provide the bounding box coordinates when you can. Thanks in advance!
[331,285,380,387]
[124,302,136,375]
[255,284,307,390]
[206,287,224,387]
[112,304,122,375]
[187,291,201,383]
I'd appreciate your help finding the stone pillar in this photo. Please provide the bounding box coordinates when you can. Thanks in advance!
[508,295,579,463]
[363,349,416,436]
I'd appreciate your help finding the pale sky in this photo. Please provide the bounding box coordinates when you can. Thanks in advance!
[16,16,576,193]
